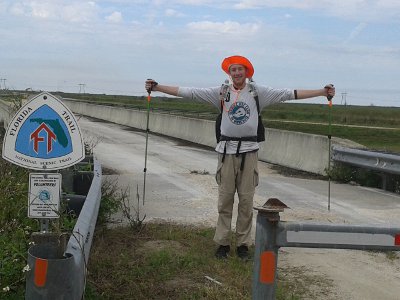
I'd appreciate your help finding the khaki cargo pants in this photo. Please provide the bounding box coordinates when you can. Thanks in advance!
[213,151,259,247]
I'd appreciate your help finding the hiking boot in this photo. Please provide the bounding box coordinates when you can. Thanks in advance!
[215,245,230,259]
[236,245,249,260]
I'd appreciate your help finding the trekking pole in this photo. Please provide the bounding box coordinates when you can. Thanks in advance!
[143,79,153,205]
[327,85,334,211]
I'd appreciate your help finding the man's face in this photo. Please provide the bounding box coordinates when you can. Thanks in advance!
[229,64,247,88]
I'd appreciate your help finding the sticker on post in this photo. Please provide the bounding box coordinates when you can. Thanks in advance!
[28,173,61,219]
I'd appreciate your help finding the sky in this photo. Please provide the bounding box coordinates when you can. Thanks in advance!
[0,0,400,107]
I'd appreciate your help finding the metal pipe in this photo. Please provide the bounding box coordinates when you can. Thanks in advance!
[252,210,280,300]
[277,222,400,251]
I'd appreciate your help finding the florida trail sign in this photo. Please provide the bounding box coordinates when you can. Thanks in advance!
[2,92,85,170]
[2,91,85,221]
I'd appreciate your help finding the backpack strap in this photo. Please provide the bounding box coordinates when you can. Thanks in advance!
[219,80,230,112]
[255,94,260,115]
[219,135,258,142]
[248,79,261,115]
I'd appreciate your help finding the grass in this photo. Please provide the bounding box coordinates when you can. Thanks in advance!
[262,103,400,128]
[266,120,400,153]
[385,251,399,261]
[277,266,334,300]
[86,223,252,299]
[85,223,332,300]
[0,129,36,299]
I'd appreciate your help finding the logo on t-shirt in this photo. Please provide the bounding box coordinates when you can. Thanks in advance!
[228,102,250,125]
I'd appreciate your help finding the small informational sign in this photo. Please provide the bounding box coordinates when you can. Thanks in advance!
[28,173,61,219]
[2,92,85,170]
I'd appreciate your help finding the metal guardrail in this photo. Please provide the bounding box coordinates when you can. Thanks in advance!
[65,156,102,299]
[332,145,400,175]
[26,157,102,299]
[252,199,400,300]
[277,222,400,251]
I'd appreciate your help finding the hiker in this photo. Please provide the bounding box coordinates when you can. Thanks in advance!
[145,55,335,259]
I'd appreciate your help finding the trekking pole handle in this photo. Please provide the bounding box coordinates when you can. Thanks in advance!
[146,79,158,94]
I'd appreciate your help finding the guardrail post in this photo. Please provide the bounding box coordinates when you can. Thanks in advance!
[26,243,75,299]
[252,202,284,300]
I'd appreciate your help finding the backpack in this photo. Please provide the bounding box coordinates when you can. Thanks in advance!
[215,80,265,143]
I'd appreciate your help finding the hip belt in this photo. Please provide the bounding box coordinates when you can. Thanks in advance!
[219,135,258,171]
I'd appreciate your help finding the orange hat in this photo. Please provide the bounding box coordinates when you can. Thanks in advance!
[221,55,254,78]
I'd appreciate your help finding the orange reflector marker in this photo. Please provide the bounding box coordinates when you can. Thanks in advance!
[260,251,276,284]
[395,234,400,246]
[147,95,151,102]
[34,258,48,287]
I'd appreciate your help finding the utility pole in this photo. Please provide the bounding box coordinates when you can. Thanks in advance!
[0,78,6,90]
[341,92,347,106]
[78,83,86,94]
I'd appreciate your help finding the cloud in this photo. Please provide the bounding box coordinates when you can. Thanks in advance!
[187,20,260,35]
[9,3,26,16]
[168,0,216,5]
[0,2,7,13]
[61,2,98,23]
[8,1,99,23]
[1,0,399,102]
[233,0,400,23]
[165,8,184,17]
[233,0,315,10]
[106,11,123,22]
[345,22,367,43]
[7,1,400,25]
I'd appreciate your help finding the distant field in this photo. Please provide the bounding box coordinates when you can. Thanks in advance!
[3,91,400,153]
[59,92,399,153]
[261,102,400,153]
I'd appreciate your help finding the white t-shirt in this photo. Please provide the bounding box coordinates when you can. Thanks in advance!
[178,83,294,154]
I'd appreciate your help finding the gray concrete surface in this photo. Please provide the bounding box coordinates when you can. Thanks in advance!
[77,116,400,228]
[63,99,344,175]
[81,116,400,300]
[0,99,12,127]
[79,115,400,300]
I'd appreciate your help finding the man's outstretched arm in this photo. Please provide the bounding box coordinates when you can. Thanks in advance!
[145,79,179,96]
[295,84,335,100]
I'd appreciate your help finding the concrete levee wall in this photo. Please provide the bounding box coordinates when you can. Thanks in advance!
[261,129,329,174]
[0,99,12,128]
[63,100,332,175]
